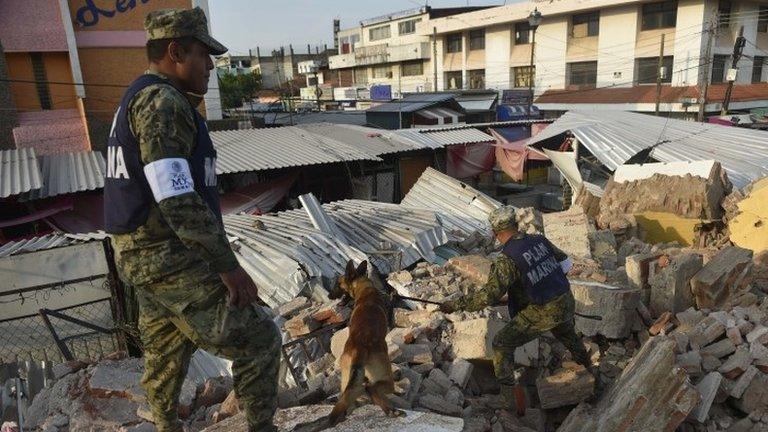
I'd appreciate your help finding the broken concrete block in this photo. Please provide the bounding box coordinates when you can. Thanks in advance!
[277,297,309,318]
[394,309,435,328]
[734,370,768,413]
[557,336,699,432]
[690,371,723,423]
[514,338,549,368]
[330,327,350,364]
[649,253,703,317]
[427,368,453,393]
[726,326,744,345]
[649,311,674,336]
[700,339,737,359]
[571,281,640,339]
[306,354,335,378]
[718,346,752,379]
[418,394,463,417]
[543,208,595,259]
[750,340,768,360]
[195,376,233,410]
[311,301,350,324]
[284,309,320,338]
[398,344,433,364]
[386,327,420,346]
[691,246,753,310]
[677,350,703,375]
[52,361,89,381]
[701,353,723,372]
[626,252,663,294]
[730,365,759,399]
[88,360,146,402]
[589,229,618,270]
[448,359,473,389]
[399,367,423,404]
[689,317,725,349]
[746,326,768,345]
[447,255,492,284]
[451,318,506,360]
[536,365,595,409]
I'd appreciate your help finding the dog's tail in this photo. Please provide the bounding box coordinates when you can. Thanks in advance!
[327,363,366,426]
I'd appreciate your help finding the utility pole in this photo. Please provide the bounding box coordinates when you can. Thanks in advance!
[698,12,718,122]
[721,25,746,115]
[432,26,438,91]
[654,33,665,116]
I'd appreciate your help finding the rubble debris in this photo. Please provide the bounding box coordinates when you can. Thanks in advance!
[557,336,699,432]
[691,246,754,310]
[450,318,505,360]
[542,207,595,259]
[446,255,492,284]
[535,363,595,409]
[570,280,641,339]
[649,252,703,316]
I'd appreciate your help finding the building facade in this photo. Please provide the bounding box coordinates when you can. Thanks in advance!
[424,0,768,114]
[0,0,223,155]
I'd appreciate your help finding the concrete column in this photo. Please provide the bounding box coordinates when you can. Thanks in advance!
[486,25,512,91]
[731,2,759,84]
[461,32,469,89]
[597,4,640,87]
[193,0,224,120]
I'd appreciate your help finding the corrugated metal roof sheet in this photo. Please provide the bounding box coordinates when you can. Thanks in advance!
[29,151,106,199]
[528,111,768,189]
[367,93,457,113]
[401,167,501,236]
[409,128,495,146]
[210,126,382,174]
[0,231,106,258]
[1,148,42,198]
[295,123,427,156]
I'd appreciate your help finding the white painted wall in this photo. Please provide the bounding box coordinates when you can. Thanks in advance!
[597,4,639,87]
[486,25,512,91]
[672,0,709,86]
[535,17,569,94]
[731,1,760,84]
[193,0,223,120]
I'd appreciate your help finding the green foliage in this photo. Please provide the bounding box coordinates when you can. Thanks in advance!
[218,71,262,109]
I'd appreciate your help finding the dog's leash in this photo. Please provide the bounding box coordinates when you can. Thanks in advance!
[394,293,603,320]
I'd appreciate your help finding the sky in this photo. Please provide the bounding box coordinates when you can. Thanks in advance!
[207,0,507,56]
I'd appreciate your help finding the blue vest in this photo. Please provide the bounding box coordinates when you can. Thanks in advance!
[104,74,221,234]
[502,234,570,316]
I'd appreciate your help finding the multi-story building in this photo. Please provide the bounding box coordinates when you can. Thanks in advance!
[425,0,768,115]
[328,6,490,102]
[0,0,223,154]
[215,54,253,76]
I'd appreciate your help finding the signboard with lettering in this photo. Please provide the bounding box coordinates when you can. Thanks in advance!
[75,0,151,27]
[370,85,392,102]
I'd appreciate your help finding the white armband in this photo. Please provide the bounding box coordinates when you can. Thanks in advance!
[143,158,194,202]
[560,257,573,273]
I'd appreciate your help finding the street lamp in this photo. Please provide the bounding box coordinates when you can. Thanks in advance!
[527,8,542,118]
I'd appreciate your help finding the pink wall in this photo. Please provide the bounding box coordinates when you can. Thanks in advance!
[0,0,68,52]
[13,110,90,155]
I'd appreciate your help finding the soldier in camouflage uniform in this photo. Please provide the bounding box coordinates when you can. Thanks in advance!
[103,8,280,432]
[440,206,589,415]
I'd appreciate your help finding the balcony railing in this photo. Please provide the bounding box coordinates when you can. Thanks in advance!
[329,42,431,69]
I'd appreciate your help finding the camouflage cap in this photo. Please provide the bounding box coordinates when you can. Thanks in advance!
[488,206,517,233]
[144,7,227,55]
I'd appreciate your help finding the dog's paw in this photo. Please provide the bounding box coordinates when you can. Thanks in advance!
[387,409,406,418]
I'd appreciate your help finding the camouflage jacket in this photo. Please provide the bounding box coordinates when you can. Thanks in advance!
[454,235,569,314]
[110,71,238,287]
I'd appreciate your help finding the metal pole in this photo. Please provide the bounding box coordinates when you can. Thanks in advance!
[721,25,746,115]
[433,26,438,91]
[655,33,666,116]
[527,27,537,117]
[698,11,718,122]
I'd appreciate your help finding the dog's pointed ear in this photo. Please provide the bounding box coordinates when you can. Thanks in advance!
[356,260,368,278]
[345,259,356,280]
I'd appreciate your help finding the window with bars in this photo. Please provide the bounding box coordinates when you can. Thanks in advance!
[641,1,677,30]
[635,56,674,84]
[753,57,765,83]
[712,55,729,83]
[446,33,462,53]
[369,25,391,41]
[30,53,52,110]
[759,7,768,33]
[512,66,535,88]
[718,1,731,28]
[468,69,485,89]
[469,29,485,50]
[398,19,420,35]
[515,22,531,44]
[445,71,462,89]
[372,65,391,79]
[354,67,368,85]
[401,61,423,77]
[572,12,599,37]
[567,61,598,86]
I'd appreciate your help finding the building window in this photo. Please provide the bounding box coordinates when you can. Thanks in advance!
[635,56,674,84]
[372,65,391,79]
[446,33,462,53]
[469,29,485,50]
[718,1,731,28]
[401,60,424,77]
[445,71,463,89]
[399,18,420,35]
[712,55,729,83]
[572,11,599,37]
[753,57,765,83]
[641,1,677,31]
[369,25,391,42]
[307,76,318,86]
[512,66,535,88]
[567,61,598,86]
[469,69,485,89]
[354,67,368,85]
[759,7,768,33]
[515,22,531,44]
[29,53,52,110]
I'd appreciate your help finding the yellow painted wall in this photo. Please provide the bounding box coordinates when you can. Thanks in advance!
[6,52,76,111]
[635,211,700,246]
[729,179,768,253]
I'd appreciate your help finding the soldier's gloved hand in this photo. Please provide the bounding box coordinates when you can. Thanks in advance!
[439,300,457,314]
[219,265,261,309]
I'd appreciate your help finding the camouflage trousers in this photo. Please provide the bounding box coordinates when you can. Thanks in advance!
[491,293,589,410]
[136,265,281,432]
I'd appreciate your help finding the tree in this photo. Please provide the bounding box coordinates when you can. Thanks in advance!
[218,71,262,109]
